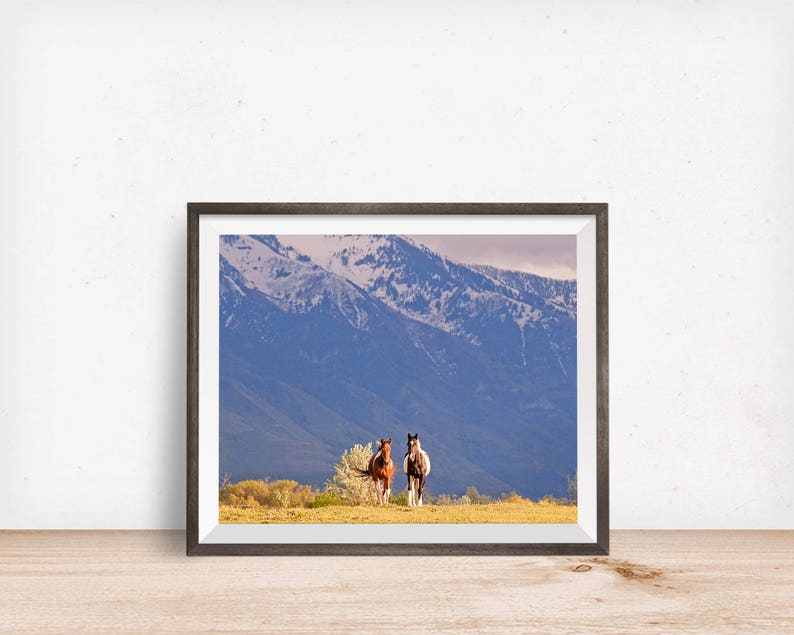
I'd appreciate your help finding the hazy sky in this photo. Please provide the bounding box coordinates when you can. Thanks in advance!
[408,235,576,280]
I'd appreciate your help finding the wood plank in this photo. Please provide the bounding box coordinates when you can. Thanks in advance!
[1,531,792,633]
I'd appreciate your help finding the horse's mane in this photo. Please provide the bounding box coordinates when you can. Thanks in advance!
[371,440,392,468]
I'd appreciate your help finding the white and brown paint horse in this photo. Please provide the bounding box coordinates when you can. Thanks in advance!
[403,433,431,507]
[355,438,396,504]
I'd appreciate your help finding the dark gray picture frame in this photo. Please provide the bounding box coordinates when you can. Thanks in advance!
[187,203,608,556]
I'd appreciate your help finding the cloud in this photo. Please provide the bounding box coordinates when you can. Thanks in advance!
[407,235,576,280]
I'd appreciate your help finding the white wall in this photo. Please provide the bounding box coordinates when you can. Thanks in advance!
[1,1,792,530]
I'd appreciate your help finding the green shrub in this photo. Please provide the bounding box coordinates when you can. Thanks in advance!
[306,492,346,508]
[390,492,408,506]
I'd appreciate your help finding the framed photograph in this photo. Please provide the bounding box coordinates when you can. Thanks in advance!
[187,203,608,555]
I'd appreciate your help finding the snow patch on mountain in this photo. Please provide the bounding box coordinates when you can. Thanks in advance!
[471,263,577,319]
[220,235,372,330]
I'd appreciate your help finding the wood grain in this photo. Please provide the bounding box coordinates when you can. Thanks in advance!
[2,531,792,633]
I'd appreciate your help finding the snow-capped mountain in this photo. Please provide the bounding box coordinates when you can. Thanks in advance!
[280,234,575,329]
[219,234,577,498]
[275,235,576,372]
[221,235,374,329]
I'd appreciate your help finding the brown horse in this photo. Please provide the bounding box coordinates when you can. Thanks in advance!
[355,438,396,504]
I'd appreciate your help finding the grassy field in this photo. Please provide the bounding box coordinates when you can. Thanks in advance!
[219,499,576,524]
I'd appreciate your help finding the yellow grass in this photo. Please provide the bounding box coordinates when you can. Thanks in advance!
[219,499,576,524]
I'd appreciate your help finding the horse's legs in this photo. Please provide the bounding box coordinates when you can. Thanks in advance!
[376,479,384,504]
[383,474,391,504]
[408,476,416,507]
[417,474,425,506]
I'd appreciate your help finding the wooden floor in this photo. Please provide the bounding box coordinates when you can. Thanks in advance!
[1,531,792,633]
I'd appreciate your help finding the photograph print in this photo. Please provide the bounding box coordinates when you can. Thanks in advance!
[217,230,580,526]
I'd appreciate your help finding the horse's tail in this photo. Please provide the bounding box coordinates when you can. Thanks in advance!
[352,466,371,478]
